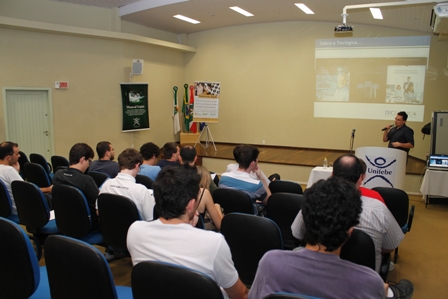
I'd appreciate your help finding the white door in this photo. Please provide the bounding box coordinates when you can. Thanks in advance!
[3,88,54,160]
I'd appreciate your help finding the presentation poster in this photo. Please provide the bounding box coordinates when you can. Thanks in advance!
[193,81,220,123]
[314,36,430,122]
[120,83,150,131]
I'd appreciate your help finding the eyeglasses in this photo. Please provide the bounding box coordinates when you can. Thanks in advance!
[88,159,92,165]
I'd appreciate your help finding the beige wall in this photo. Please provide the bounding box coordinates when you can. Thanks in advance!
[2,0,448,166]
[184,21,448,160]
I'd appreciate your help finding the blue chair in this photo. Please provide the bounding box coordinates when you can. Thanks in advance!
[0,217,51,299]
[24,162,52,188]
[44,235,132,299]
[52,184,104,245]
[51,155,70,174]
[221,213,283,287]
[87,171,110,188]
[0,179,20,224]
[30,153,53,179]
[135,174,154,189]
[269,180,303,194]
[132,261,224,299]
[11,180,58,240]
[213,188,254,215]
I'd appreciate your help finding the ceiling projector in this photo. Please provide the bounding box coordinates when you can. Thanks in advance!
[334,24,353,32]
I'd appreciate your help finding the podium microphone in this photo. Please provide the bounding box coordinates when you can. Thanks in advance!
[351,129,356,137]
[381,124,394,131]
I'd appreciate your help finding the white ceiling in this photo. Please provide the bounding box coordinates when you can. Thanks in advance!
[50,0,442,35]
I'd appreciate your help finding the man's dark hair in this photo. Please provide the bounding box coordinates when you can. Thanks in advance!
[180,146,196,164]
[0,141,18,160]
[153,166,200,220]
[96,141,111,159]
[359,158,367,175]
[118,148,143,170]
[161,142,178,159]
[332,154,362,184]
[140,142,160,160]
[69,143,94,165]
[238,145,259,169]
[232,145,244,163]
[302,176,362,252]
[397,111,408,121]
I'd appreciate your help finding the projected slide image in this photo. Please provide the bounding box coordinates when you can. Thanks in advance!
[317,65,350,102]
[385,65,425,104]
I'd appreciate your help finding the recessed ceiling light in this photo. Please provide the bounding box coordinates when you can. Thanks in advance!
[229,6,254,17]
[295,3,314,15]
[370,8,383,20]
[173,14,200,24]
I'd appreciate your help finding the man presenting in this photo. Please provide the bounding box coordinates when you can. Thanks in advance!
[383,111,414,156]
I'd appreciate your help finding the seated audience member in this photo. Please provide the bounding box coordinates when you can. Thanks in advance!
[138,142,161,181]
[0,141,53,213]
[89,141,119,178]
[99,148,155,221]
[219,145,271,211]
[249,177,413,299]
[291,154,404,272]
[53,143,99,228]
[127,166,248,299]
[157,142,180,168]
[358,158,385,204]
[180,146,218,192]
[196,165,223,230]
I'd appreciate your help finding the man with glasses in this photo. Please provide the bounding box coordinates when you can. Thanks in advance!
[53,143,99,228]
[89,141,120,178]
[382,111,414,156]
[127,166,248,299]
[98,148,155,221]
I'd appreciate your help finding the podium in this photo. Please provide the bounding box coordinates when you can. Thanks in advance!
[355,147,407,189]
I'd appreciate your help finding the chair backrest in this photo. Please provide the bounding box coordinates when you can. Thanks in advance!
[11,180,53,233]
[266,193,305,250]
[52,184,92,238]
[132,261,224,299]
[135,174,154,189]
[269,180,303,194]
[18,150,29,178]
[213,188,254,215]
[0,217,48,299]
[51,155,70,173]
[0,179,13,218]
[87,171,110,188]
[263,293,323,299]
[220,213,283,286]
[97,193,142,251]
[371,187,410,227]
[24,162,52,187]
[30,153,52,174]
[340,229,376,271]
[44,235,132,299]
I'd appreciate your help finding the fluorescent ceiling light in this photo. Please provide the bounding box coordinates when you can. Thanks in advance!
[295,3,314,14]
[229,6,254,17]
[173,14,200,24]
[370,8,383,20]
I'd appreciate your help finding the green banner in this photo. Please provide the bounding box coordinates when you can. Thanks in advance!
[120,83,150,132]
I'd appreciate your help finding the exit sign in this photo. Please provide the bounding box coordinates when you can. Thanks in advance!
[55,81,69,89]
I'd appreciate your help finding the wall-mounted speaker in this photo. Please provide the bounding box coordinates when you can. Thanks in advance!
[132,59,144,75]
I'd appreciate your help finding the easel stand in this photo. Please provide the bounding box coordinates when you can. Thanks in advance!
[194,123,217,151]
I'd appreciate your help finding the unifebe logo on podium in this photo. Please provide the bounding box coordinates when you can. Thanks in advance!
[355,147,407,190]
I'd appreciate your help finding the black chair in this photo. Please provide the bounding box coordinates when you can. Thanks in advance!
[135,174,154,189]
[213,188,254,215]
[52,184,104,245]
[24,162,52,188]
[220,213,283,286]
[11,180,58,239]
[264,293,323,299]
[44,235,132,299]
[87,171,110,188]
[0,179,20,224]
[51,155,70,173]
[269,180,303,194]
[132,261,224,299]
[18,150,29,178]
[266,193,305,250]
[0,217,51,299]
[372,187,415,263]
[97,193,142,254]
[30,153,52,176]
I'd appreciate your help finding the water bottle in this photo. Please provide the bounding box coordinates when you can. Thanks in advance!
[323,157,328,169]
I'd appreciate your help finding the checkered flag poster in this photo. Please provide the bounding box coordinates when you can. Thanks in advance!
[193,81,220,123]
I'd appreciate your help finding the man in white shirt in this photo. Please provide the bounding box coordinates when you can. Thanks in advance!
[127,166,248,299]
[99,148,155,221]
